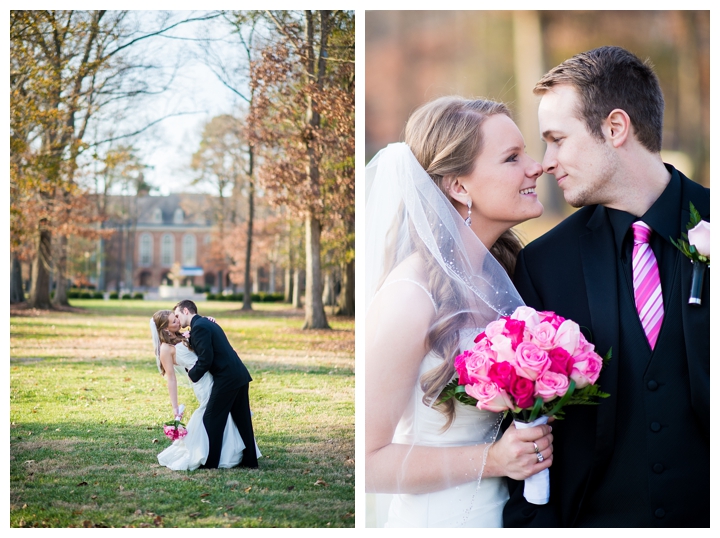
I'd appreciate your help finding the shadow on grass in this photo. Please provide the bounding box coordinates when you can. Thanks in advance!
[11,422,354,528]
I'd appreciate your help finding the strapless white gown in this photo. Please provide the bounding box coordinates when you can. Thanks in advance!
[157,343,261,470]
[381,330,509,528]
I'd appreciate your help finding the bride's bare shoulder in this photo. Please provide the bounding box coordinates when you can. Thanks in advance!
[370,253,435,315]
[385,252,428,284]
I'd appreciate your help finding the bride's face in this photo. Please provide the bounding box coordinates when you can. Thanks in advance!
[456,114,544,233]
[166,313,181,333]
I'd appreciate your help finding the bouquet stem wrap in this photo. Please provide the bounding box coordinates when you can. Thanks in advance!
[514,415,549,505]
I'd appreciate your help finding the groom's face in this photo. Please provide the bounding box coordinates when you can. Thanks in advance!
[538,84,618,208]
[174,307,189,327]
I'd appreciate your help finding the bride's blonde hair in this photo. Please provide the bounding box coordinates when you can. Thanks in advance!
[402,96,523,426]
[152,310,192,375]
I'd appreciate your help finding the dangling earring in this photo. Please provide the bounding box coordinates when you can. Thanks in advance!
[465,198,472,227]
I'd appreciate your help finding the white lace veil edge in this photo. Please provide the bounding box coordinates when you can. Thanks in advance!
[150,318,162,374]
[365,143,524,319]
[365,142,523,526]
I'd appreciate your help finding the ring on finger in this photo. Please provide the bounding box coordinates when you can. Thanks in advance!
[532,442,539,454]
[536,452,544,463]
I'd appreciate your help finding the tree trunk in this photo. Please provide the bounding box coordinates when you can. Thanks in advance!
[269,261,276,293]
[285,266,293,303]
[303,215,329,329]
[51,234,70,307]
[28,222,52,309]
[242,146,255,311]
[252,267,260,294]
[10,253,25,304]
[96,236,106,291]
[337,258,354,317]
[322,271,334,306]
[292,268,302,308]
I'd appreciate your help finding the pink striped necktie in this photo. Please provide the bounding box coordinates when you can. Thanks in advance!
[631,221,664,349]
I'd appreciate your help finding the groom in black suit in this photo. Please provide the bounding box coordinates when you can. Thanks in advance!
[174,300,258,469]
[503,47,709,527]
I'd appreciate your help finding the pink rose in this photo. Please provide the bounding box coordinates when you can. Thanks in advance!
[570,351,603,388]
[574,332,595,355]
[454,350,473,385]
[534,370,571,402]
[465,382,514,412]
[490,334,516,364]
[554,319,581,355]
[511,306,541,330]
[688,220,710,258]
[514,342,550,381]
[487,360,518,391]
[538,311,565,329]
[503,318,527,350]
[531,321,558,350]
[548,347,573,376]
[484,319,506,339]
[509,375,535,409]
[473,331,487,344]
[464,341,496,383]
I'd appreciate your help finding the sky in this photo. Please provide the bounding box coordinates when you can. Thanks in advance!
[120,11,249,196]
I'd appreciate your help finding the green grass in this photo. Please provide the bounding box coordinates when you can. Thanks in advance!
[10,301,355,528]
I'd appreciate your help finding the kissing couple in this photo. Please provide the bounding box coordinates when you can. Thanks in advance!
[365,46,709,527]
[151,300,261,470]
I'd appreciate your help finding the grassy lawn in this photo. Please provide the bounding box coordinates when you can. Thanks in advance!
[10,300,355,528]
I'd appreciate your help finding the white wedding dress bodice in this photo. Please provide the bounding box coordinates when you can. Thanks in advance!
[157,343,261,471]
[382,328,509,528]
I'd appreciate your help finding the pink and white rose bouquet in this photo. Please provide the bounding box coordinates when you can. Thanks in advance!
[163,404,188,441]
[438,306,610,504]
[441,306,609,422]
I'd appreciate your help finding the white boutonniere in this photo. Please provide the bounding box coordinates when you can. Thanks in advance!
[670,202,709,305]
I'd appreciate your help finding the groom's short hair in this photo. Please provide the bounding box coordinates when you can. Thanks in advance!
[175,299,198,315]
[534,46,664,153]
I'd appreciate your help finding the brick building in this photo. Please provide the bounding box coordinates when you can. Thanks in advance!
[102,194,217,292]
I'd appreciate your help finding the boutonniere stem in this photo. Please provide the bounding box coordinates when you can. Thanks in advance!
[689,262,707,305]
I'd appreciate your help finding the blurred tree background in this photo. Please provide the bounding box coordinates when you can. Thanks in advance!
[365,10,709,242]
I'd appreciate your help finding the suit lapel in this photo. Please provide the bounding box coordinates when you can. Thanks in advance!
[578,206,620,465]
[678,176,711,427]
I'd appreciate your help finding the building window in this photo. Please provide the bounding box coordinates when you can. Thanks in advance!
[174,208,184,224]
[139,234,153,266]
[182,234,196,266]
[153,208,163,223]
[161,234,174,266]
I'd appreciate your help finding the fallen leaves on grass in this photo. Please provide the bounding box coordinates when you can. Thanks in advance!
[314,479,328,487]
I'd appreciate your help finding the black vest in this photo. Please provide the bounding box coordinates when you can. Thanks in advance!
[580,251,709,527]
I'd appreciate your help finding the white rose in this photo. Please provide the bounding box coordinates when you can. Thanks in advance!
[688,220,710,258]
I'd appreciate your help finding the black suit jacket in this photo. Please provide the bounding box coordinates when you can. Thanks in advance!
[187,316,252,388]
[503,167,709,527]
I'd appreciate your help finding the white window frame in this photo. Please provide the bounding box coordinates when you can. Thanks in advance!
[161,234,175,266]
[139,233,153,266]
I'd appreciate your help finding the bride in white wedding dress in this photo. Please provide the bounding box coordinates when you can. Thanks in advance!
[151,310,261,471]
[366,97,554,527]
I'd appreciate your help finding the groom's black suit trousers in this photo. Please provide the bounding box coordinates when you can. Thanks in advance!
[202,382,258,469]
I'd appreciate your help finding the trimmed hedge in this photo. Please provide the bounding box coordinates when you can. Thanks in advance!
[66,288,104,299]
